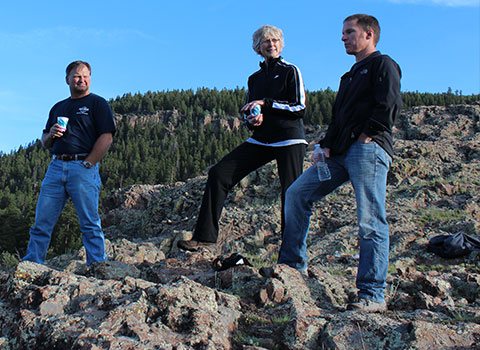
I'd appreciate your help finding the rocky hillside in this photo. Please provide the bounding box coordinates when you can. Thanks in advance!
[1,104,479,349]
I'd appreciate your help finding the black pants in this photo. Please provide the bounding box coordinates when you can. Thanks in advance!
[193,142,306,242]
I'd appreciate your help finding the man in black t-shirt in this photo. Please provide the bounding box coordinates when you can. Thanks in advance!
[23,60,116,266]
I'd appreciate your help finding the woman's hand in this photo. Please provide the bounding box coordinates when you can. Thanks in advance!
[247,113,263,126]
[241,100,265,126]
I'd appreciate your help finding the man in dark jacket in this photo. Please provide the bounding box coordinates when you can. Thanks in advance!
[178,25,307,251]
[278,14,402,312]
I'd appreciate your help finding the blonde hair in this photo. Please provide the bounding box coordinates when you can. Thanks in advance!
[252,25,284,55]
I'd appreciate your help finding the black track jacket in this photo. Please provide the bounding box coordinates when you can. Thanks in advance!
[246,57,306,143]
[321,51,402,157]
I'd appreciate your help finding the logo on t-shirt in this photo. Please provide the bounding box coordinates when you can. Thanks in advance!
[77,106,89,115]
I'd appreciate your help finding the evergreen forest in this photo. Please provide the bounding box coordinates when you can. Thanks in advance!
[0,87,478,262]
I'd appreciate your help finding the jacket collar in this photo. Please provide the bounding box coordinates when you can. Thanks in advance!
[351,51,381,71]
[341,51,382,79]
[260,56,282,70]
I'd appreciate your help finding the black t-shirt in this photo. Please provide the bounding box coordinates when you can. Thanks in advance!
[44,93,116,155]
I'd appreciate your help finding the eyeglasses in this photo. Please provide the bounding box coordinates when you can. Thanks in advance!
[261,38,280,45]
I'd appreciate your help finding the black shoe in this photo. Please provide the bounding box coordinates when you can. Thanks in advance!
[212,253,252,271]
[177,239,215,252]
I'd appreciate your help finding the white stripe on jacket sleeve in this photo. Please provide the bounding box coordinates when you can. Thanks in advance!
[271,60,306,113]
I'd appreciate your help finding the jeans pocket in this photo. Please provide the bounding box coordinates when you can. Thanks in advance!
[375,144,392,168]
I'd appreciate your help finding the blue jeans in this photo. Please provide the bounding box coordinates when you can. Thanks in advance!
[278,141,392,302]
[23,159,107,266]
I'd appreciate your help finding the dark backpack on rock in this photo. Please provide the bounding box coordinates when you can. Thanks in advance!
[427,231,480,259]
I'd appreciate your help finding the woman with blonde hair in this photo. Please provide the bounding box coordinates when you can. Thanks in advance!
[178,25,307,251]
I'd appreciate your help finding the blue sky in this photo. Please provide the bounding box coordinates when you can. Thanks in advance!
[1,0,479,153]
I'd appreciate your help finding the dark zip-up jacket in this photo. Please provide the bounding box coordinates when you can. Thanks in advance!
[246,57,306,143]
[321,51,402,157]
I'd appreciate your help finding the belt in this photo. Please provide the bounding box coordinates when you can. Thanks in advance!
[53,154,88,161]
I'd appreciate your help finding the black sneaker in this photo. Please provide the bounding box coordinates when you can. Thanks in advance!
[212,253,252,271]
[177,239,215,252]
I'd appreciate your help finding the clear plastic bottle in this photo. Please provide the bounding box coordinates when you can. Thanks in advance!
[313,144,331,181]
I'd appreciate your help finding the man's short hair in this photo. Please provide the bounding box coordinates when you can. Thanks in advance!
[344,14,381,45]
[66,60,91,78]
[252,25,284,55]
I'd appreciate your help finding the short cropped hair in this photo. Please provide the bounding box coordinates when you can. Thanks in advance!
[344,14,381,45]
[252,25,284,55]
[66,60,91,78]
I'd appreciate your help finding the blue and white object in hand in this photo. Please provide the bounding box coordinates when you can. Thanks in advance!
[244,104,261,119]
[250,104,261,116]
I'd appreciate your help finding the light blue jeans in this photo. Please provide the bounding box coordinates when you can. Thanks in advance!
[278,141,392,302]
[23,159,107,266]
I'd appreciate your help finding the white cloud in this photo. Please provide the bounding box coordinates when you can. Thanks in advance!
[388,0,479,6]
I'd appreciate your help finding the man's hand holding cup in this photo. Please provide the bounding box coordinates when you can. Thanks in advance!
[51,116,69,138]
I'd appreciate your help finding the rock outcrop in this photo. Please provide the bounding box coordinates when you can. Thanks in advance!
[1,104,479,349]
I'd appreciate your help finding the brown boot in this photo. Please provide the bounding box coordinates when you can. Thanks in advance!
[177,239,216,252]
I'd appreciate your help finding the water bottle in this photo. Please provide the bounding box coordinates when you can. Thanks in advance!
[313,144,331,181]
